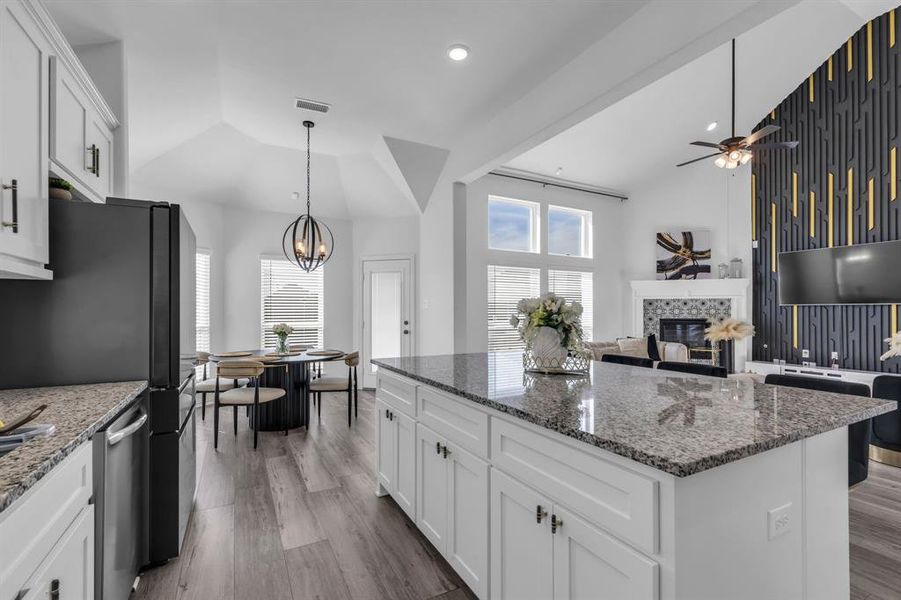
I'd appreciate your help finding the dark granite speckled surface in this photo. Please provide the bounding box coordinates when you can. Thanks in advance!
[0,380,147,514]
[373,353,896,477]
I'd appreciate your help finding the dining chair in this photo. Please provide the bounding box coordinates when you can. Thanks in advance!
[214,360,287,449]
[309,351,359,426]
[600,354,654,368]
[657,361,727,378]
[195,352,249,421]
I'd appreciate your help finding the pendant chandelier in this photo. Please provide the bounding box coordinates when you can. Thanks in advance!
[282,120,334,272]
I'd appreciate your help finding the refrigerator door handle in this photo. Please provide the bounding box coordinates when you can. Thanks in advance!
[107,407,148,446]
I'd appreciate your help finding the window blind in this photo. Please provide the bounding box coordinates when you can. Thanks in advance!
[487,265,540,351]
[260,258,324,349]
[195,250,211,353]
[548,269,593,341]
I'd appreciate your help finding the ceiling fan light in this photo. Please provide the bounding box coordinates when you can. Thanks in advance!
[714,156,727,168]
[728,150,742,162]
[740,151,752,165]
[725,159,739,169]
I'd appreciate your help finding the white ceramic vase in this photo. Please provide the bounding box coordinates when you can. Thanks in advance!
[530,326,568,364]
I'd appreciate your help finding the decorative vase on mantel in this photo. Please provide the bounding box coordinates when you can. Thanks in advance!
[718,339,735,374]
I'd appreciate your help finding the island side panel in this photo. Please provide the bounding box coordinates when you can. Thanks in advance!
[672,429,848,600]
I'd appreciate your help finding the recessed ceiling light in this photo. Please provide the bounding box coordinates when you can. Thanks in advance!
[706,121,718,131]
[447,44,470,61]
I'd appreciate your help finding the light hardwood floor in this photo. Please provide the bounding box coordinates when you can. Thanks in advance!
[135,389,475,600]
[136,389,901,600]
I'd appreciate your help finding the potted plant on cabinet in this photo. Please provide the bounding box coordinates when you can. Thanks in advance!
[49,177,73,201]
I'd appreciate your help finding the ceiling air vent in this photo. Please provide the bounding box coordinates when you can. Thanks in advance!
[294,97,331,113]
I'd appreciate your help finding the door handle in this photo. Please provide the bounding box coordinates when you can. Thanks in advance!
[2,179,18,234]
[551,514,563,534]
[403,330,410,335]
[49,579,60,600]
[442,444,451,459]
[87,144,97,174]
[536,505,548,524]
[436,441,441,455]
[107,406,148,446]
[95,146,101,177]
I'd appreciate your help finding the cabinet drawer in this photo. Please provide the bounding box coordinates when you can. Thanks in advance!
[491,419,658,554]
[417,385,488,459]
[0,442,93,595]
[377,371,417,417]
[22,504,94,600]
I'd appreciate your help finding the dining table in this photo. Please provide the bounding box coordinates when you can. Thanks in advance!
[208,349,345,431]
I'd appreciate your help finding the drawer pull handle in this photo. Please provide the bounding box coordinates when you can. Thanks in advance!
[536,505,547,524]
[551,514,563,534]
[2,179,18,234]
[442,444,451,459]
[436,441,441,455]
[50,578,60,600]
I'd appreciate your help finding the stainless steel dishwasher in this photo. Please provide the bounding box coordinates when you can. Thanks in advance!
[93,392,149,600]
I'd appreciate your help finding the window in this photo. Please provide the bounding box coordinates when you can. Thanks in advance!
[487,265,540,351]
[488,196,539,253]
[260,257,324,349]
[195,250,210,353]
[548,269,594,341]
[548,205,592,258]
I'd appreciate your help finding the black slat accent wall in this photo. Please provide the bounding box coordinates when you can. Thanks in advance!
[752,8,901,373]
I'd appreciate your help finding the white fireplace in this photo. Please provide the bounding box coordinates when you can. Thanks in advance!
[629,278,752,372]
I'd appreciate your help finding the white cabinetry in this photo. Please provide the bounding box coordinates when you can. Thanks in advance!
[375,399,416,519]
[0,442,94,599]
[0,0,51,279]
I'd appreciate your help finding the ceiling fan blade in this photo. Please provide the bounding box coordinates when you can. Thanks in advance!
[676,152,723,167]
[690,141,724,150]
[741,124,780,146]
[748,141,799,150]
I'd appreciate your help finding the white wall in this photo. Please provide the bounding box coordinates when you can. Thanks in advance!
[620,165,752,330]
[455,174,625,351]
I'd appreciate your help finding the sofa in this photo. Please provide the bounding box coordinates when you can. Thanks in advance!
[584,337,690,363]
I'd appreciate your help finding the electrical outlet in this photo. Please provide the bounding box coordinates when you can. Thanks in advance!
[768,503,793,540]
[831,351,839,360]
[801,349,810,358]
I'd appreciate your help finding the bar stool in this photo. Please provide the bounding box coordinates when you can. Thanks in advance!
[196,353,249,421]
[214,360,286,450]
[309,351,359,426]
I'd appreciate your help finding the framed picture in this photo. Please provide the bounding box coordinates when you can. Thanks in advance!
[656,231,712,280]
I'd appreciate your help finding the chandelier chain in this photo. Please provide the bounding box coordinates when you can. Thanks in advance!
[306,122,311,215]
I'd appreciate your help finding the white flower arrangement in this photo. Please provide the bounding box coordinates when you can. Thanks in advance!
[509,292,586,354]
[881,331,901,361]
[272,323,294,338]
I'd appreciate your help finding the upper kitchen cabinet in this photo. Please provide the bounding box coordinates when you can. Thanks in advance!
[0,0,52,279]
[0,0,120,279]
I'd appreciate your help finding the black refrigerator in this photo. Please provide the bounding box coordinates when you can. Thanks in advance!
[0,197,197,565]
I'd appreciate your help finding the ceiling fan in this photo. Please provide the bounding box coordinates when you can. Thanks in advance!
[677,39,799,169]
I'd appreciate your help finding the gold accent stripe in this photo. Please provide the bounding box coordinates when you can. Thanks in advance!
[792,172,798,217]
[888,8,895,48]
[751,174,757,240]
[771,202,777,272]
[848,167,854,245]
[867,21,873,82]
[848,37,854,71]
[809,191,816,238]
[792,305,799,349]
[770,109,776,120]
[828,55,834,81]
[808,74,815,103]
[892,147,897,201]
[868,177,875,230]
[893,304,899,334]
[828,172,834,248]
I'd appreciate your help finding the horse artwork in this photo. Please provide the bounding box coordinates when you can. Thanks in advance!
[655,231,712,280]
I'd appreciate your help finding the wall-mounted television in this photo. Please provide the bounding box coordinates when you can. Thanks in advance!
[778,240,901,305]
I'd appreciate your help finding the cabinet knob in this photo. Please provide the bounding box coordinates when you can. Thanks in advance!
[536,505,548,524]
[551,514,563,534]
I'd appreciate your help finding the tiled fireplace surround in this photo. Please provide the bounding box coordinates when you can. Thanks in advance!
[630,279,752,372]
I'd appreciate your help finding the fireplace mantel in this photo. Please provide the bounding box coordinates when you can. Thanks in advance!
[629,278,752,371]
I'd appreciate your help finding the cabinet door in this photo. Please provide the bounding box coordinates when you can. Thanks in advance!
[375,400,396,494]
[447,444,489,598]
[49,58,88,189]
[86,113,113,199]
[394,411,416,519]
[0,1,50,266]
[552,505,658,600]
[416,423,447,551]
[22,505,94,600]
[490,469,553,600]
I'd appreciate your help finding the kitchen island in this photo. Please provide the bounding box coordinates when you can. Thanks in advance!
[372,353,895,600]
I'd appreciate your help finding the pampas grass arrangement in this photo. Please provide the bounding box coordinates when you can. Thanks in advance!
[704,318,755,342]
[881,331,901,361]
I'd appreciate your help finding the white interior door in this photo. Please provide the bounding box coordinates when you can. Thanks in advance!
[362,257,413,388]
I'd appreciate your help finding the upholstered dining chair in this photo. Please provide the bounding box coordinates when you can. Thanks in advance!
[764,374,872,486]
[214,360,287,449]
[600,354,654,369]
[195,352,250,421]
[870,375,901,466]
[657,361,728,378]
[309,351,359,426]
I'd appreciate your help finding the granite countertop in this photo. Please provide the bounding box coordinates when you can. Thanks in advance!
[373,353,897,477]
[0,380,147,513]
